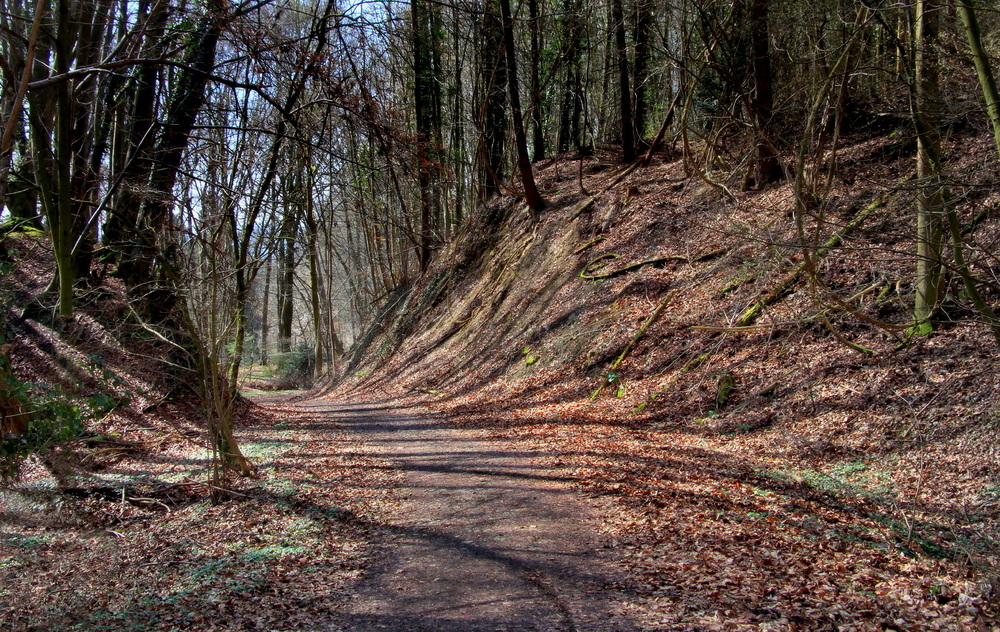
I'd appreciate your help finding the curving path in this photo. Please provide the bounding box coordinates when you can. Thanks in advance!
[297,399,644,632]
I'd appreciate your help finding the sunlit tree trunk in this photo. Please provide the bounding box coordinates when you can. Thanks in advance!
[260,255,272,365]
[956,0,1000,159]
[912,0,945,328]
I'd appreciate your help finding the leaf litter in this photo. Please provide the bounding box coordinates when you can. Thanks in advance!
[4,132,1000,630]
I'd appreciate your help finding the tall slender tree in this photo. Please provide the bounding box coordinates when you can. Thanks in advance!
[499,0,546,215]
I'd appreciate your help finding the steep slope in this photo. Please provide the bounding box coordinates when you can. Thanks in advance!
[343,134,1000,440]
[337,134,1000,625]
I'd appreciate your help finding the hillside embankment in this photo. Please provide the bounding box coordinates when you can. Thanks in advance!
[4,129,1000,629]
[334,133,1000,627]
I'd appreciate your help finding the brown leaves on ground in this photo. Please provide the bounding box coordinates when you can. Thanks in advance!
[333,133,1000,629]
[1,396,398,631]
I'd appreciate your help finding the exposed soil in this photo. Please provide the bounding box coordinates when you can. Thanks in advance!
[299,397,642,632]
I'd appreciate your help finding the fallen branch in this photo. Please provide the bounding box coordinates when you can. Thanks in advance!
[735,195,886,328]
[573,237,605,254]
[581,257,672,280]
[579,254,620,278]
[569,196,599,221]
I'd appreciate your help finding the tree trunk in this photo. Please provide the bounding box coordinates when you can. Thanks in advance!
[745,0,782,188]
[912,0,945,328]
[116,1,224,289]
[102,0,168,255]
[529,0,544,161]
[956,0,1000,160]
[52,0,75,317]
[632,0,652,152]
[557,0,582,153]
[260,255,271,364]
[499,0,546,216]
[277,209,297,355]
[0,0,46,216]
[611,0,636,163]
[479,0,507,202]
[305,162,324,375]
[412,0,441,271]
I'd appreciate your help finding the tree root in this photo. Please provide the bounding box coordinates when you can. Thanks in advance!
[580,247,727,281]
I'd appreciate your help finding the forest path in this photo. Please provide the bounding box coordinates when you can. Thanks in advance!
[285,397,644,632]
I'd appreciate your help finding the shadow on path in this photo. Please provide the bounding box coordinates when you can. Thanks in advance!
[285,399,644,632]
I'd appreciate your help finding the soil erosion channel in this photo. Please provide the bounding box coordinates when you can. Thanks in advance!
[293,398,642,632]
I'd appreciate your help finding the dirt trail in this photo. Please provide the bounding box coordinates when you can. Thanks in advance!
[288,398,643,632]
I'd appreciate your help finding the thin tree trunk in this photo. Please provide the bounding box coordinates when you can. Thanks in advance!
[260,254,271,364]
[499,0,546,216]
[52,0,75,317]
[529,0,544,161]
[912,0,945,328]
[0,0,46,213]
[956,0,1000,159]
[305,162,323,375]
[278,208,297,355]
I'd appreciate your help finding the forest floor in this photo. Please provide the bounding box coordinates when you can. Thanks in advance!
[6,131,1000,630]
[316,388,1000,632]
[8,385,997,631]
[326,132,1000,630]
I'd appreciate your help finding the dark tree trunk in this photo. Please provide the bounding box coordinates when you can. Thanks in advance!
[412,0,442,271]
[611,0,636,163]
[277,212,298,355]
[479,0,507,202]
[632,0,652,152]
[499,0,546,216]
[112,1,224,289]
[102,0,168,254]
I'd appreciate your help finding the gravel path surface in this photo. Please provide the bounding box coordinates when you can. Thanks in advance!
[300,399,644,632]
